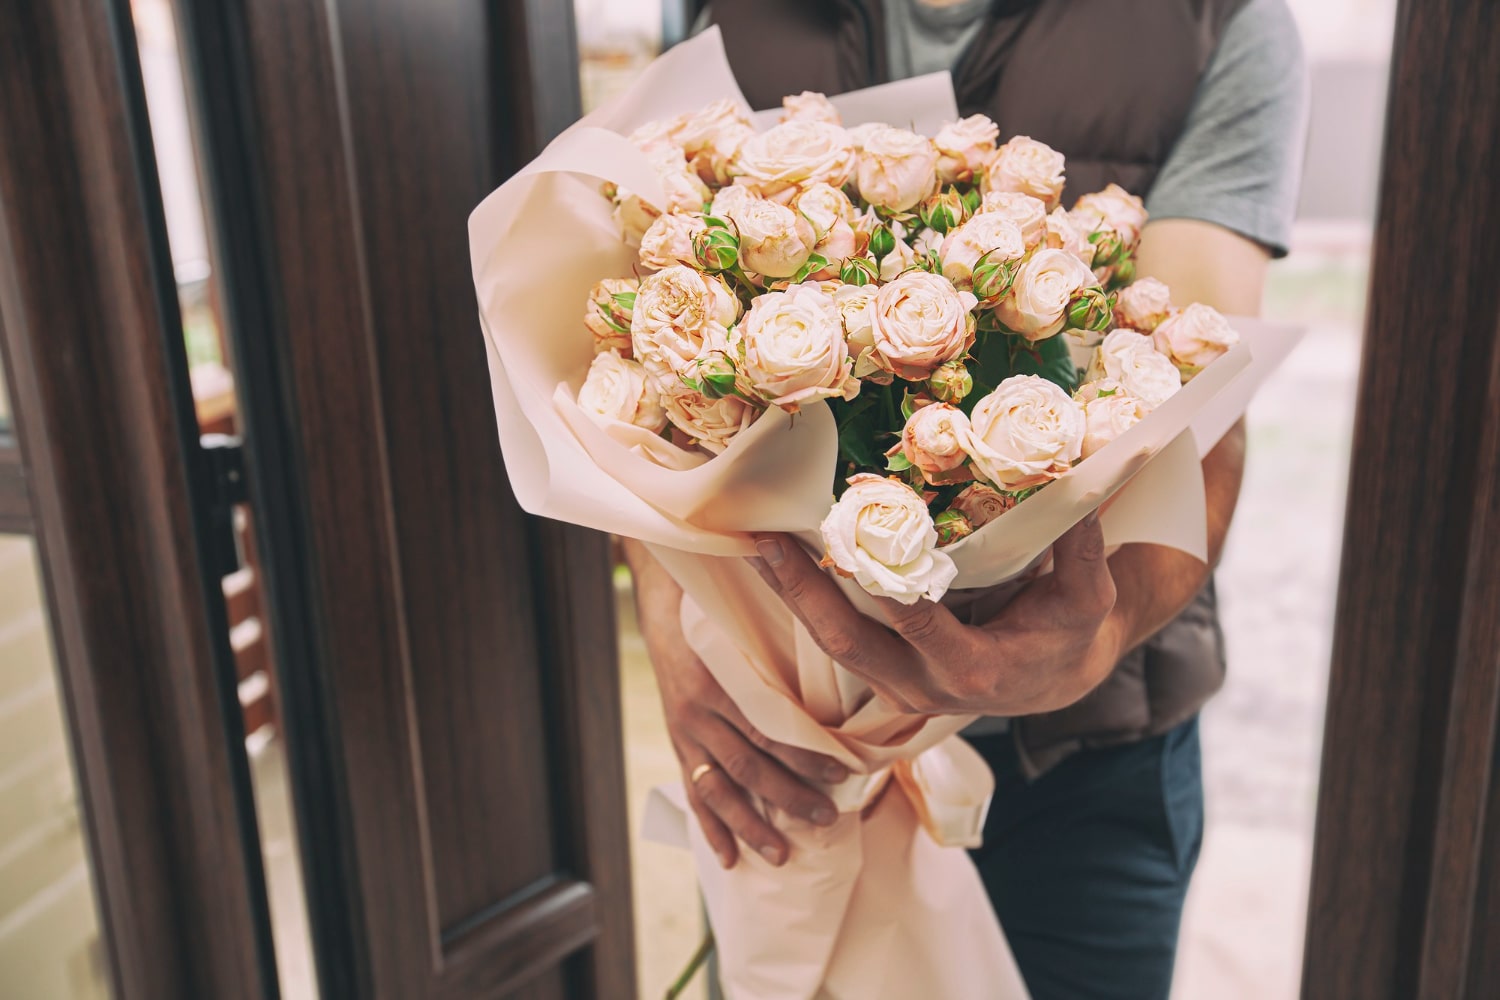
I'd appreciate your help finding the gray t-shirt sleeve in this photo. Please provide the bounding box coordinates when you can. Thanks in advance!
[1144,0,1310,257]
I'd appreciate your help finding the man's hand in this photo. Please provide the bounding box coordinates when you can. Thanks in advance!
[623,539,847,869]
[746,514,1124,717]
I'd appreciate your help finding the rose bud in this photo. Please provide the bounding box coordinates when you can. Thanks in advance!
[1067,286,1114,333]
[972,251,1019,304]
[583,277,638,356]
[933,509,974,547]
[1153,303,1240,379]
[893,402,973,485]
[1113,277,1175,332]
[919,189,969,235]
[868,223,896,262]
[693,351,743,400]
[928,361,973,404]
[692,223,740,273]
[734,197,818,278]
[840,256,879,286]
[949,483,1016,528]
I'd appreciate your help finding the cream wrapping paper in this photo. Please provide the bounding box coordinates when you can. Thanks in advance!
[469,27,1303,1000]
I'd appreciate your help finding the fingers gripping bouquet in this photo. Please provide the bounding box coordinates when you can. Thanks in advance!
[470,28,1299,1000]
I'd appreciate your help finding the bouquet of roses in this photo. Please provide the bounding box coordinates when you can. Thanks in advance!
[580,89,1243,608]
[470,27,1297,1000]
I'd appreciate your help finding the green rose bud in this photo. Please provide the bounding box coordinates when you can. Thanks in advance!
[693,352,741,400]
[693,226,740,273]
[927,361,973,404]
[972,251,1018,303]
[840,256,879,287]
[869,224,896,262]
[1067,286,1113,333]
[918,189,968,235]
[1110,257,1136,287]
[933,509,974,547]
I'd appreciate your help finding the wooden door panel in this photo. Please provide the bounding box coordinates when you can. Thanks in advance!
[200,0,634,995]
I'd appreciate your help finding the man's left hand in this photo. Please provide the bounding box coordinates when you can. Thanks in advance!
[746,512,1126,718]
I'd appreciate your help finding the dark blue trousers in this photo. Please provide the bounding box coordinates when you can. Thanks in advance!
[967,717,1205,1000]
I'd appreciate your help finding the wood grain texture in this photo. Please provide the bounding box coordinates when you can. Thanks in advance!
[227,0,634,995]
[0,0,274,996]
[1302,1,1500,997]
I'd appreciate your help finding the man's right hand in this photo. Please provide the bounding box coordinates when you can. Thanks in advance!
[623,539,847,869]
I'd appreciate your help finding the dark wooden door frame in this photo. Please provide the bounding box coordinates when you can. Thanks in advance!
[1303,1,1500,997]
[0,1,278,997]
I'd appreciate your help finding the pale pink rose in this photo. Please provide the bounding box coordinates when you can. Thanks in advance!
[638,212,706,270]
[1113,277,1175,332]
[627,118,684,157]
[689,123,755,187]
[780,90,842,125]
[845,122,888,150]
[983,136,1066,209]
[734,120,857,201]
[1074,379,1149,458]
[939,214,1027,289]
[612,148,712,244]
[993,248,1100,342]
[709,183,758,222]
[1045,207,1097,267]
[949,483,1016,528]
[1153,303,1239,377]
[739,283,860,411]
[878,235,922,281]
[933,114,1000,185]
[1072,183,1149,249]
[583,277,638,356]
[794,184,859,270]
[577,351,667,433]
[856,126,941,211]
[820,474,958,604]
[910,226,944,258]
[896,403,974,484]
[660,385,759,454]
[630,265,741,388]
[871,271,978,379]
[832,283,879,358]
[1085,329,1181,407]
[674,99,754,157]
[733,197,818,278]
[975,191,1048,249]
[961,375,1085,490]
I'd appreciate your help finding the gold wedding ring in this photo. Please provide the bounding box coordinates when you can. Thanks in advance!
[690,762,716,785]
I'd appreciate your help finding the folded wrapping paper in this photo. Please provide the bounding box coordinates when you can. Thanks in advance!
[469,27,1303,1000]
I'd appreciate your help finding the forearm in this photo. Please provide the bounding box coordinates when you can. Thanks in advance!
[621,537,682,648]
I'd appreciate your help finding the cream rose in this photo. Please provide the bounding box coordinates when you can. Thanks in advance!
[975,191,1049,249]
[794,183,858,269]
[577,351,667,432]
[781,90,841,125]
[733,197,818,278]
[638,212,706,270]
[674,99,754,157]
[1075,379,1148,458]
[933,114,1000,184]
[1153,303,1240,377]
[583,277,637,356]
[878,235,922,281]
[612,149,712,244]
[690,123,755,187]
[1072,183,1148,249]
[939,214,1027,289]
[1085,329,1182,407]
[627,118,683,157]
[660,386,758,454]
[983,136,1066,209]
[820,474,958,605]
[856,126,941,212]
[832,283,879,360]
[949,483,1016,528]
[1113,277,1175,332]
[1045,207,1097,267]
[734,120,857,201]
[961,375,1085,490]
[631,265,741,388]
[897,403,974,484]
[870,271,978,379]
[993,248,1101,342]
[739,283,860,411]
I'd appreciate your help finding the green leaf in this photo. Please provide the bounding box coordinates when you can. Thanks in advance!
[789,253,830,284]
[886,452,913,473]
[1008,334,1079,394]
[829,393,886,473]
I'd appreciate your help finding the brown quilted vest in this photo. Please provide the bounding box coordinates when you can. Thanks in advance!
[705,0,1249,776]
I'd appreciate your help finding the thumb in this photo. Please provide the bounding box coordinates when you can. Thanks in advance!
[1051,510,1115,615]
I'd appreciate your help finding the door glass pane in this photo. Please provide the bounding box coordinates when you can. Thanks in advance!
[0,534,110,999]
[130,2,317,996]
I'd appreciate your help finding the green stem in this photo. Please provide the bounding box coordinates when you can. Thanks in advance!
[664,930,715,1000]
